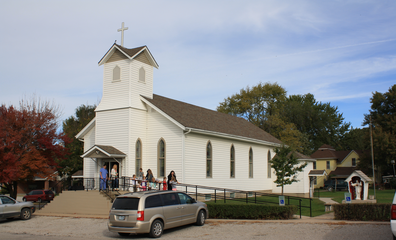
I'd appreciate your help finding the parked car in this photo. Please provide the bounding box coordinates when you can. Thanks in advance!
[0,195,36,220]
[108,191,208,238]
[22,190,54,203]
[391,191,396,239]
[323,179,348,191]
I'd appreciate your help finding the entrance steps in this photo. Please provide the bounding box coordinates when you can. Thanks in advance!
[35,190,112,218]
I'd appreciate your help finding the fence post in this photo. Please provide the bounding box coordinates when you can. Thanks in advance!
[196,186,197,201]
[299,199,302,219]
[310,198,312,217]
[224,189,226,203]
[215,189,217,203]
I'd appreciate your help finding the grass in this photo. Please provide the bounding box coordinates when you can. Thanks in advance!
[205,189,395,218]
[314,188,395,204]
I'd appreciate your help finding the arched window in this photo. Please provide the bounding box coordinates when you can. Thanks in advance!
[135,139,142,176]
[139,67,145,82]
[267,150,272,178]
[230,145,235,178]
[157,139,166,178]
[113,65,120,81]
[206,141,212,178]
[249,148,253,178]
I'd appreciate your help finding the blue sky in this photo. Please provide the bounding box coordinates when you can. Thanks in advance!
[1,0,395,130]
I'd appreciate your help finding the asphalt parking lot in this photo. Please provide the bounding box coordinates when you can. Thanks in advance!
[0,215,393,240]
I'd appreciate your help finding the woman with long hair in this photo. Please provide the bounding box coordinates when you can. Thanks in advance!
[167,170,179,191]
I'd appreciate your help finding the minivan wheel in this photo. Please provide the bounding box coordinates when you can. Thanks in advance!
[118,233,130,237]
[196,210,205,226]
[149,220,163,238]
[20,208,31,220]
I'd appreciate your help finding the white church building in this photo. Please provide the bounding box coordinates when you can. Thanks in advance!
[76,42,314,194]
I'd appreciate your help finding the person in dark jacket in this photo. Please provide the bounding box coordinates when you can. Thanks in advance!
[167,170,179,191]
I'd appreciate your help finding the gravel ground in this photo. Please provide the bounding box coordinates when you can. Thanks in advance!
[0,216,392,240]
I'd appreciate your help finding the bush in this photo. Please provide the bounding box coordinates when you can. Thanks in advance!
[207,202,297,219]
[333,203,391,221]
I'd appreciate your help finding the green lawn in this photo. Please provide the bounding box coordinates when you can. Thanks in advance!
[206,189,395,218]
[314,189,395,204]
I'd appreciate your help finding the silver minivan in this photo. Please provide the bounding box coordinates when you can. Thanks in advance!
[108,191,208,238]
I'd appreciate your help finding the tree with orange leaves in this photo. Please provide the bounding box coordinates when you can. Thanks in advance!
[0,97,70,199]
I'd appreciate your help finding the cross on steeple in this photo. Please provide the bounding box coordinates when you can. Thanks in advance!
[117,22,128,47]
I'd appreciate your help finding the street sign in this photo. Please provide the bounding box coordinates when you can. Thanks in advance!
[345,192,351,203]
[279,196,285,206]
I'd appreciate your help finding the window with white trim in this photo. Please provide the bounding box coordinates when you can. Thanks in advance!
[230,145,235,178]
[249,148,253,178]
[206,141,212,178]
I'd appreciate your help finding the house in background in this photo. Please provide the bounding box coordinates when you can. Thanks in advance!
[310,144,361,188]
[76,43,314,194]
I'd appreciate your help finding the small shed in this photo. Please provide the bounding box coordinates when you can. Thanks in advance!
[345,170,372,200]
[308,170,327,198]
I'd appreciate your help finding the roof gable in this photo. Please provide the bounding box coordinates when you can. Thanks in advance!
[142,94,282,145]
[98,43,159,68]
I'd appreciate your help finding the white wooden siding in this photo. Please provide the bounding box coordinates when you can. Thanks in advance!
[184,133,274,191]
[96,56,154,112]
[83,126,96,178]
[272,161,313,194]
[144,106,183,179]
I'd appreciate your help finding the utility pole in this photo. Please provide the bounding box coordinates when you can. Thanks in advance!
[370,116,376,199]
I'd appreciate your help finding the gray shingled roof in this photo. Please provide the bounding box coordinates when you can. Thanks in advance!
[142,94,282,144]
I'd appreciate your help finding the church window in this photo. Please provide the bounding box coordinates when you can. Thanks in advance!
[136,139,142,176]
[230,145,235,178]
[113,65,120,81]
[158,139,166,178]
[267,150,271,178]
[206,141,212,178]
[249,148,253,178]
[139,67,145,82]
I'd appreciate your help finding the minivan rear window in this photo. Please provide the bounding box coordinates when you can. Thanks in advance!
[112,197,139,210]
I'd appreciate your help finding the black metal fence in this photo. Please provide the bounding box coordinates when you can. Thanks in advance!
[178,183,313,218]
[72,178,312,218]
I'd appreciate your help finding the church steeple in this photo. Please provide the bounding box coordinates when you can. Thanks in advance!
[96,43,159,112]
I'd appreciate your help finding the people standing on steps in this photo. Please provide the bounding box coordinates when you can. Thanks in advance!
[100,164,108,191]
[111,164,119,191]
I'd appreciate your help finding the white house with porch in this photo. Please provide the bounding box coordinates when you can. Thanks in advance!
[76,40,314,194]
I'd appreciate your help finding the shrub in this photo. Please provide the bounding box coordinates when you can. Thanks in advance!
[333,203,391,221]
[207,202,297,219]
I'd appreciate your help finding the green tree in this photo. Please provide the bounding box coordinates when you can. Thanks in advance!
[217,82,286,129]
[217,82,307,150]
[270,145,307,195]
[362,84,396,178]
[60,104,96,177]
[282,93,351,153]
[337,127,369,151]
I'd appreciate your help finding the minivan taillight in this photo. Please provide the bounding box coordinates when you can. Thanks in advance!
[391,205,396,220]
[137,211,144,221]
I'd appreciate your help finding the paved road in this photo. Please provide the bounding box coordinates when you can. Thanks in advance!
[0,216,393,240]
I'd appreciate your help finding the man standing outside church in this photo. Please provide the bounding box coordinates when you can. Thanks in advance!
[100,164,108,191]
